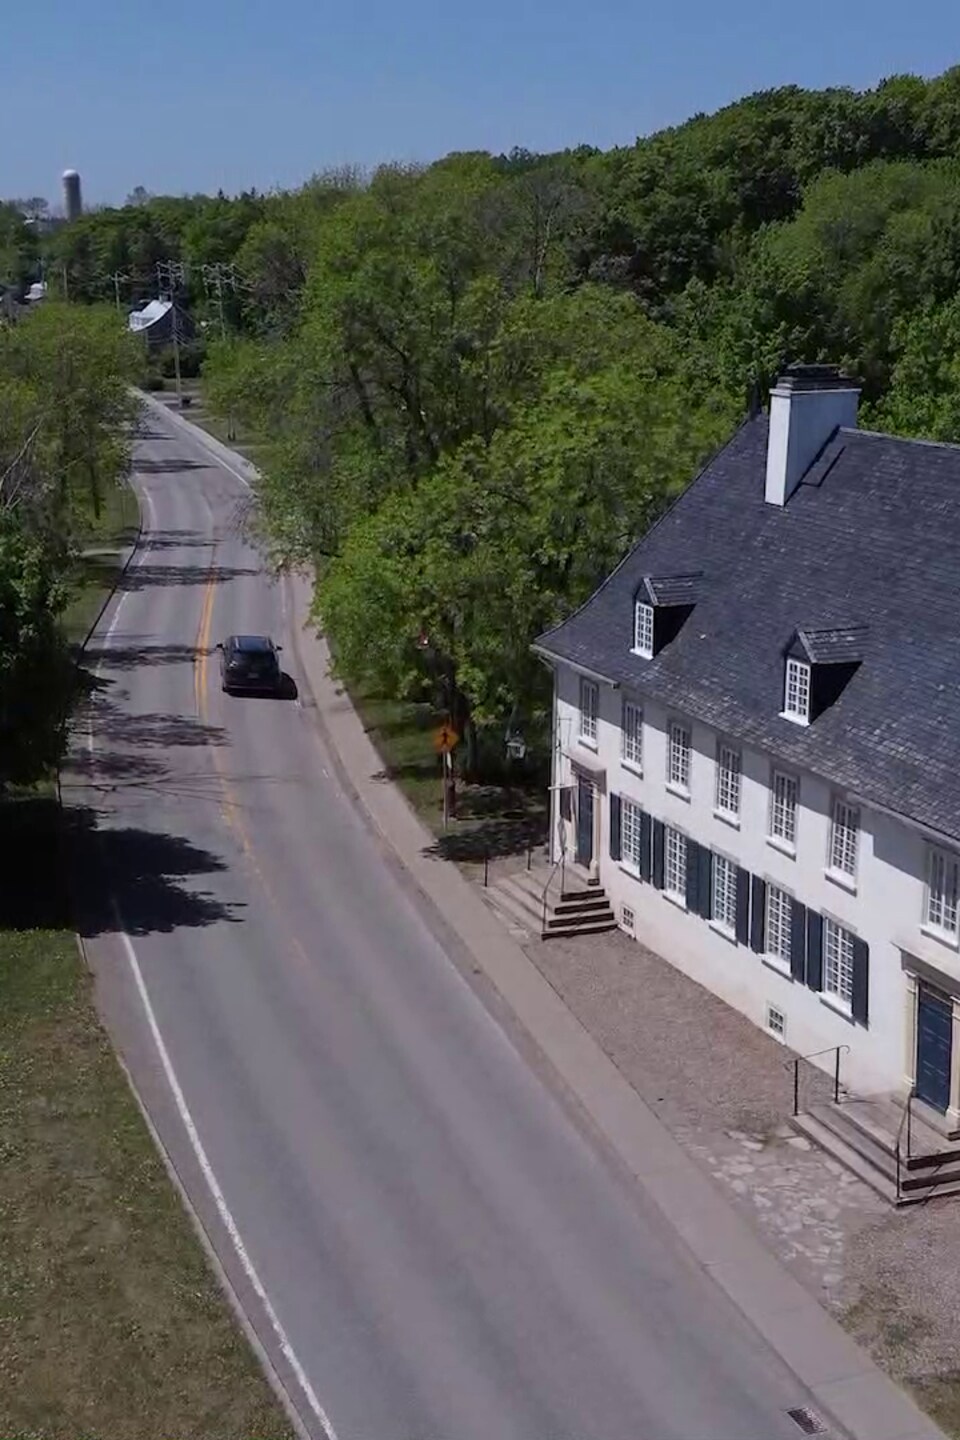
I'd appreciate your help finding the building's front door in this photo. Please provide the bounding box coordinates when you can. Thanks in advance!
[575,777,594,868]
[916,983,953,1114]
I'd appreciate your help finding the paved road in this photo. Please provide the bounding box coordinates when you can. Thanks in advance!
[71,403,829,1440]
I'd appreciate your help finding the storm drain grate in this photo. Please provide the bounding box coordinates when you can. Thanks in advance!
[787,1406,828,1435]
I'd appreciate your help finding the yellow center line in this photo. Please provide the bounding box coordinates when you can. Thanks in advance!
[191,543,317,973]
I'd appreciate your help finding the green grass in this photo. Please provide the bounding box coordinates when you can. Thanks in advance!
[0,798,293,1440]
[346,674,548,866]
[60,481,141,648]
[0,484,294,1436]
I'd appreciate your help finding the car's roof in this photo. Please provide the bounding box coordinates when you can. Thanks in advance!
[227,634,276,652]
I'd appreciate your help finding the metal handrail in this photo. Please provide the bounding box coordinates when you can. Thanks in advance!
[541,854,565,936]
[894,1086,916,1203]
[790,1044,851,1117]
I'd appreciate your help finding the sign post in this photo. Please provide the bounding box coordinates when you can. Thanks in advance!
[433,723,460,830]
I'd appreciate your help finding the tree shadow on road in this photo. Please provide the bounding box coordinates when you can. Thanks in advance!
[118,562,259,591]
[0,796,241,937]
[135,456,212,474]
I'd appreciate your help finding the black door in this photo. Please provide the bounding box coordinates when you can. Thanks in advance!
[917,984,953,1114]
[576,777,594,867]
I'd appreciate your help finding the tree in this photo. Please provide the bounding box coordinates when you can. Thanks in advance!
[318,289,736,760]
[0,511,69,788]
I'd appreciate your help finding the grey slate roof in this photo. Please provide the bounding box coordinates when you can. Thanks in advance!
[535,417,960,845]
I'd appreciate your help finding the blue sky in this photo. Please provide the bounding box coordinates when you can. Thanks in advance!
[3,0,959,205]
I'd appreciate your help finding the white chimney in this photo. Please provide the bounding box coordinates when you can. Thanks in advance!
[765,364,860,507]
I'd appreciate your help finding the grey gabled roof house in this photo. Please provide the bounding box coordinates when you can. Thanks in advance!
[535,365,960,848]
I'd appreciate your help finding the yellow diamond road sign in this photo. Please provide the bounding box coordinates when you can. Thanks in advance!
[434,724,459,754]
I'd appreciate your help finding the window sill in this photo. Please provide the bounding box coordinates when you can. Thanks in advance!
[779,710,810,727]
[762,954,793,980]
[665,782,691,802]
[709,919,738,945]
[630,646,653,661]
[577,735,598,753]
[920,923,960,952]
[766,835,796,860]
[825,867,857,895]
[618,862,642,883]
[663,890,687,912]
[621,758,643,779]
[713,808,740,830]
[819,992,854,1023]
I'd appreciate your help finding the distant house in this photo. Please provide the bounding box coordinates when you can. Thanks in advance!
[128,298,195,348]
[533,363,960,1191]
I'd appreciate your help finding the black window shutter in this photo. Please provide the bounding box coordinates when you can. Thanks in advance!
[685,840,701,911]
[698,846,713,919]
[652,820,665,890]
[609,793,621,863]
[805,911,824,992]
[735,868,750,945]
[750,876,766,952]
[639,812,652,881]
[852,937,870,1026]
[790,900,808,982]
[559,786,572,822]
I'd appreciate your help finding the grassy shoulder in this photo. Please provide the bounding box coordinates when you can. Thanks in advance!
[346,673,548,868]
[0,801,293,1440]
[0,484,293,1436]
[59,479,141,648]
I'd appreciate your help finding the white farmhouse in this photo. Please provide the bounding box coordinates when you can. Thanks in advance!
[532,363,960,1200]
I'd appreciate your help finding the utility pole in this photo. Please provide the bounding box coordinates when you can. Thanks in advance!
[156,260,187,408]
[201,262,239,439]
[108,270,129,315]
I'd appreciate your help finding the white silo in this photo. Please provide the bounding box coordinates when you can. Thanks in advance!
[62,169,83,222]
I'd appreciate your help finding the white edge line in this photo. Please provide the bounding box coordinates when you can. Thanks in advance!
[104,1000,314,1440]
[115,916,338,1440]
[86,473,339,1440]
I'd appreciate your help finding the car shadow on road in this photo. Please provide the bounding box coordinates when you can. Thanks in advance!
[220,673,299,703]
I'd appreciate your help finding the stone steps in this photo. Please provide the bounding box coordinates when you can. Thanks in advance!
[484,864,617,941]
[794,1098,960,1205]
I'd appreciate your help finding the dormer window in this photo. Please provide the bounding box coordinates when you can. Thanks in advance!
[783,657,811,724]
[780,625,866,725]
[632,573,701,660]
[634,601,654,658]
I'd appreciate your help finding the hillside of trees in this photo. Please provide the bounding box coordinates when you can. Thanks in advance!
[7,66,960,770]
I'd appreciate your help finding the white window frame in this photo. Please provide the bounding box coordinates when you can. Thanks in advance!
[822,916,855,1010]
[828,797,859,882]
[765,883,793,969]
[620,797,643,874]
[782,656,811,725]
[633,600,654,658]
[769,769,798,850]
[711,853,738,934]
[621,699,643,772]
[666,720,691,795]
[664,825,687,903]
[579,677,598,747]
[925,846,960,944]
[714,742,741,821]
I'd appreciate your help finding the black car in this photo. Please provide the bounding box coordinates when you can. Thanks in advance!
[217,634,283,694]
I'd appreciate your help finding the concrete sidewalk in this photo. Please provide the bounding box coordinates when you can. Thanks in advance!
[148,393,947,1440]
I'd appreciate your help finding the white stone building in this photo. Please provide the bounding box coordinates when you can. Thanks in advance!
[534,365,960,1155]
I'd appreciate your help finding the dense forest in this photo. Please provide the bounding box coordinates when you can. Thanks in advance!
[6,66,960,772]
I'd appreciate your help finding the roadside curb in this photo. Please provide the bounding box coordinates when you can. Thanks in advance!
[160,399,947,1440]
